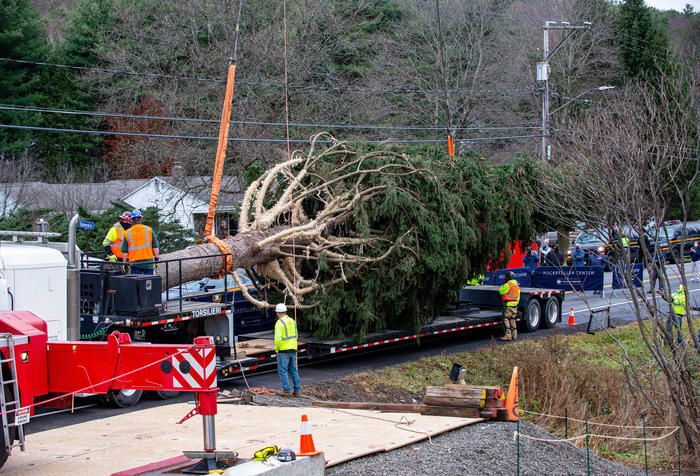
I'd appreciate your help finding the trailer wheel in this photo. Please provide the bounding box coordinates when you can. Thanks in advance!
[153,390,179,400]
[98,389,143,408]
[541,297,560,329]
[523,299,541,332]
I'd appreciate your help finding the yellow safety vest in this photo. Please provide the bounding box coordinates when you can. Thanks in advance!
[499,279,520,307]
[274,316,298,352]
[673,289,686,316]
[109,223,126,259]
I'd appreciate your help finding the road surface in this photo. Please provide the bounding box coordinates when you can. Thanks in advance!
[26,263,697,434]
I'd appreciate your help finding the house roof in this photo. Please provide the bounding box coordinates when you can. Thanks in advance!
[0,180,146,214]
[0,176,244,215]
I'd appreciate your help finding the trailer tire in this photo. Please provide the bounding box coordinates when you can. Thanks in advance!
[541,297,560,329]
[153,390,179,400]
[97,389,143,408]
[522,299,541,332]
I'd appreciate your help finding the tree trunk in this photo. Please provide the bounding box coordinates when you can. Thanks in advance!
[156,226,293,289]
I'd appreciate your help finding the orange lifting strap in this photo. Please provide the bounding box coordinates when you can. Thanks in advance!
[208,235,233,277]
[204,62,237,238]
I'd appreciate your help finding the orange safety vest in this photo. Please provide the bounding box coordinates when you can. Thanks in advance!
[110,223,126,259]
[502,280,520,303]
[125,224,155,262]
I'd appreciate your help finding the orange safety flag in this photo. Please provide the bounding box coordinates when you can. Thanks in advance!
[447,135,455,156]
[204,62,238,238]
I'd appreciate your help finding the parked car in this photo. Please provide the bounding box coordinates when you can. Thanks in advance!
[567,230,610,268]
[163,268,275,335]
[649,221,700,263]
[566,226,641,269]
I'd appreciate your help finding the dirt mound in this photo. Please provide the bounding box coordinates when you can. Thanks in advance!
[303,372,419,403]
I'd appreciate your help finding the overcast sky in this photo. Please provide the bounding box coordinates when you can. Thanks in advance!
[646,0,700,11]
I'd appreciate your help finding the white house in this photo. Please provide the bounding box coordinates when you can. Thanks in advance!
[121,176,241,235]
[0,176,243,236]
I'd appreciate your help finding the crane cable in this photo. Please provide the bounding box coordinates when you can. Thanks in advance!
[281,0,298,324]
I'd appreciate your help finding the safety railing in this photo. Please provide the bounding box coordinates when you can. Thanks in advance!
[79,252,240,315]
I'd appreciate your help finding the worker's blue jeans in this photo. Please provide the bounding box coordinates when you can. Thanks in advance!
[665,314,684,345]
[129,267,154,275]
[277,350,301,393]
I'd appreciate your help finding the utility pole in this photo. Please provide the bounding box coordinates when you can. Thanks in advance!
[537,21,591,161]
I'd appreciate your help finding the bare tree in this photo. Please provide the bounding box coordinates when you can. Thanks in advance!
[534,67,700,459]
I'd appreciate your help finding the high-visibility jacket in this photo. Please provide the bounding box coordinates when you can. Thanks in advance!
[672,289,686,316]
[499,279,520,307]
[102,223,126,259]
[125,224,155,262]
[621,237,630,248]
[274,315,298,352]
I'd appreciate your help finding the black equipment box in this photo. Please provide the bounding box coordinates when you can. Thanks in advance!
[80,269,105,315]
[109,274,162,317]
[81,268,122,315]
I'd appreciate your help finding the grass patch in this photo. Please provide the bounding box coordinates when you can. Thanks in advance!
[330,322,699,472]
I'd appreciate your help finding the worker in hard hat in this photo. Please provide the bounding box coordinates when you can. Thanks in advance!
[102,211,132,263]
[121,209,160,275]
[499,271,520,341]
[667,284,686,346]
[274,303,301,396]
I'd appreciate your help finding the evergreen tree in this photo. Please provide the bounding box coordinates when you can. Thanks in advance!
[0,0,50,158]
[36,0,116,173]
[617,0,670,80]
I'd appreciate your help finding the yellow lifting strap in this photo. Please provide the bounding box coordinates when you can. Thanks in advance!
[208,235,233,277]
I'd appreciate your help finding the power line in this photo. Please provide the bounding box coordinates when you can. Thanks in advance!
[0,103,541,132]
[0,123,539,144]
[0,57,535,97]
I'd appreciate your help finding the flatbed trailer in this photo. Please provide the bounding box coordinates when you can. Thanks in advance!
[2,226,565,395]
[212,285,566,381]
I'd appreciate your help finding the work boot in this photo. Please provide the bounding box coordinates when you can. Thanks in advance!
[293,391,302,397]
[499,332,512,341]
[279,391,293,397]
[512,330,518,341]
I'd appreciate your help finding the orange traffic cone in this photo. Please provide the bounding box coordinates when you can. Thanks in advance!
[505,366,519,422]
[567,307,577,326]
[297,414,321,456]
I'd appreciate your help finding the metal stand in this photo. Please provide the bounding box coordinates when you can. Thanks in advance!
[181,390,237,474]
[182,453,232,475]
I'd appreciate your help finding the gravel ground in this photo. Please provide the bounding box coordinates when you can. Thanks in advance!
[326,420,641,476]
[249,393,313,408]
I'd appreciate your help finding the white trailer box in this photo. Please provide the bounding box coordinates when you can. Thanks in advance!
[0,244,67,340]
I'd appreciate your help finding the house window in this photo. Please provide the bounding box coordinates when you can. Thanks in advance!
[192,213,238,238]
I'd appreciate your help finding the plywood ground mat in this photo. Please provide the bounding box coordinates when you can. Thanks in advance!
[1,403,481,475]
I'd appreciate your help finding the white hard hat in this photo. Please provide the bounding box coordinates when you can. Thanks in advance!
[275,303,287,313]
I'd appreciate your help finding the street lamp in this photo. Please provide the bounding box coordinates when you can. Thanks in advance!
[549,85,616,115]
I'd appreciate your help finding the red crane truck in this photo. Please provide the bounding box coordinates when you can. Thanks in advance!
[0,312,222,470]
